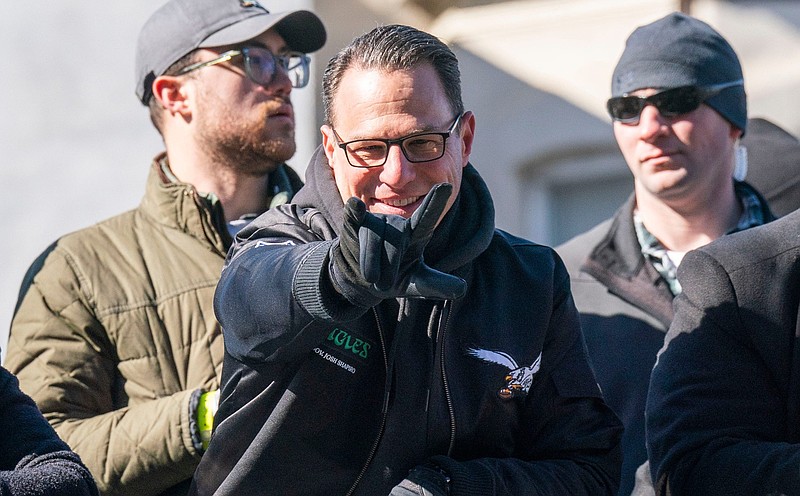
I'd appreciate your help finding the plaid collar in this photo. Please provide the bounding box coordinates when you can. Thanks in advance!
[635,181,770,295]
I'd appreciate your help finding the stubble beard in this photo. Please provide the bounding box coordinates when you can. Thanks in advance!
[196,96,297,177]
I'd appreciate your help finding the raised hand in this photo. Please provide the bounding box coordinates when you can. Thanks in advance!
[330,183,467,306]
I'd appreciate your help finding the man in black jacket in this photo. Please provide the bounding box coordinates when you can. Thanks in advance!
[556,12,773,495]
[190,24,622,496]
[647,208,800,495]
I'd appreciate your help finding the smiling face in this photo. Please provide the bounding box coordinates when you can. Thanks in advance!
[321,63,474,221]
[613,88,741,208]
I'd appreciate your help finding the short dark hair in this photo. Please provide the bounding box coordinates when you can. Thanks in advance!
[322,24,463,126]
[147,51,200,135]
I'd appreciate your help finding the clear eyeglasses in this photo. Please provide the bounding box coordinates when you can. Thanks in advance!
[177,45,310,89]
[332,113,464,168]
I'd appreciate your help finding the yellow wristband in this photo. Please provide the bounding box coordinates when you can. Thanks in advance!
[197,390,219,450]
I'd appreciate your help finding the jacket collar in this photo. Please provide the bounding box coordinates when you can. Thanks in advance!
[587,194,644,278]
[581,194,675,328]
[139,153,301,256]
[591,181,773,277]
[580,182,775,330]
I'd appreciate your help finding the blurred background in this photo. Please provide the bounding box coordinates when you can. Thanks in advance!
[2,0,799,360]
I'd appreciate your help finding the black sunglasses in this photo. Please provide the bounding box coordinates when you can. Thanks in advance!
[607,80,743,124]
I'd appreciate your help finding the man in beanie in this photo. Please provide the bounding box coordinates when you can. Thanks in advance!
[4,1,325,495]
[556,12,773,496]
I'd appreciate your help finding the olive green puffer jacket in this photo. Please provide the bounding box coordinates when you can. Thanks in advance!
[5,157,302,496]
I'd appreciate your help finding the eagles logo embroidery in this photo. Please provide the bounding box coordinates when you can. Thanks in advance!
[467,348,542,399]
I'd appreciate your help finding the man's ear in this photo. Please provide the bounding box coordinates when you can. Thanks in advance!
[152,75,192,118]
[730,124,743,141]
[459,111,476,166]
[320,124,337,166]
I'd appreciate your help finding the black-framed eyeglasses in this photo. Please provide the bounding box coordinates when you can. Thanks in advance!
[332,113,464,168]
[606,80,743,124]
[176,45,311,89]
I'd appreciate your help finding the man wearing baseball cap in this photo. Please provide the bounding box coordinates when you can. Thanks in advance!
[556,12,774,495]
[4,1,325,495]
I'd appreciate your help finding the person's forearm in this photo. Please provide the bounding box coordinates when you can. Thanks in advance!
[54,389,199,496]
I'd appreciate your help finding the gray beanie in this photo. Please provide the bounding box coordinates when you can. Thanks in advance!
[611,12,747,133]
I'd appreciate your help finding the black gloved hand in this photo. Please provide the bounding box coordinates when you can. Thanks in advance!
[389,464,451,496]
[330,183,467,306]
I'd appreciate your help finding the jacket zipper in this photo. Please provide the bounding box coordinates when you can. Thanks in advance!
[345,307,390,496]
[439,300,457,455]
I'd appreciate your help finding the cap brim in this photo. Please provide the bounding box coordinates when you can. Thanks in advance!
[200,10,326,53]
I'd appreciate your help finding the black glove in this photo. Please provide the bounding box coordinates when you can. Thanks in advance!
[330,183,467,306]
[389,464,451,496]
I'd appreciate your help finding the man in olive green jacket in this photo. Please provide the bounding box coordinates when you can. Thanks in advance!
[4,1,325,495]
